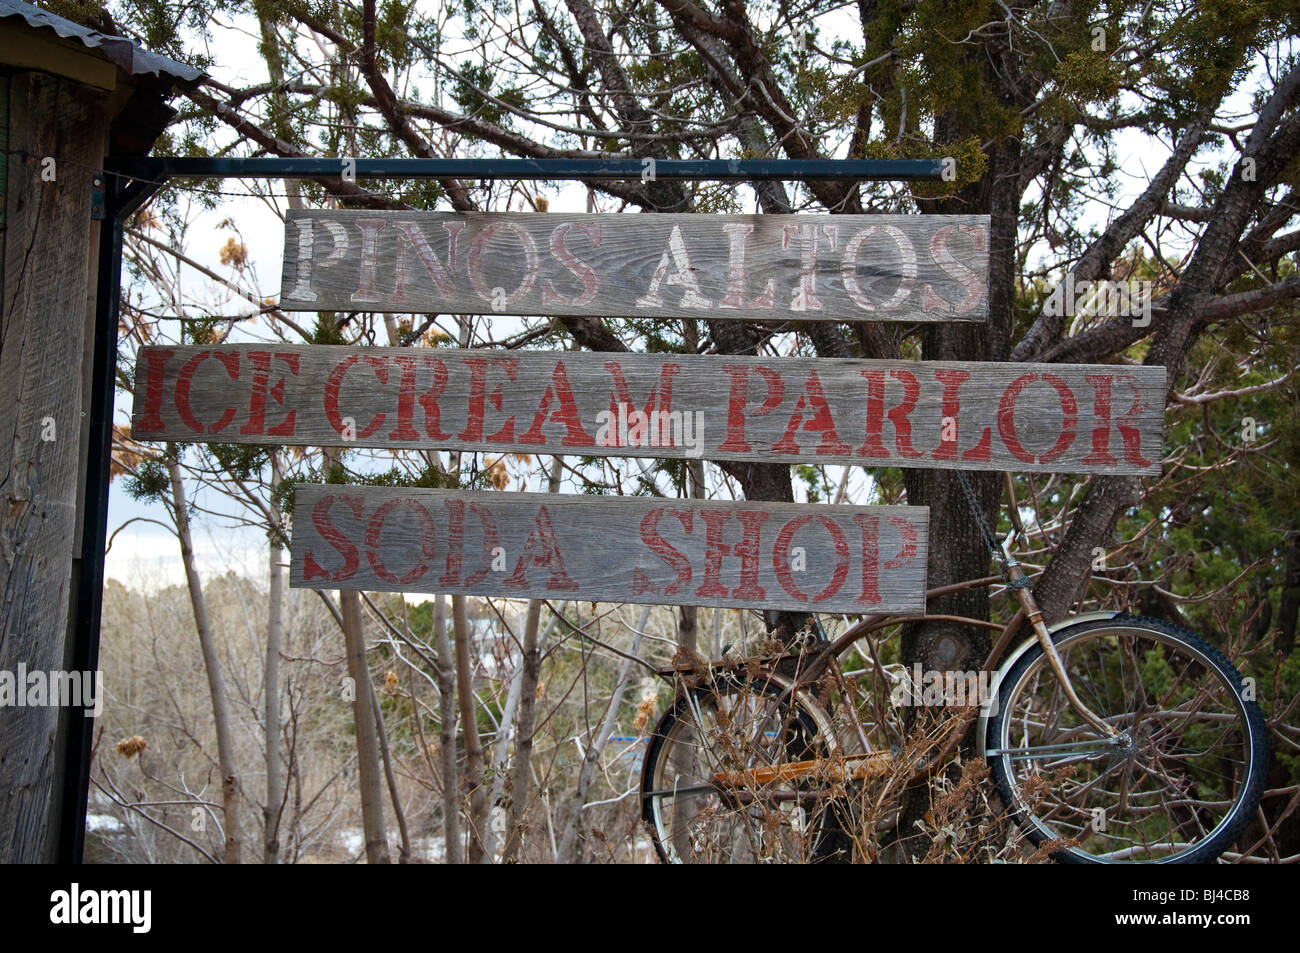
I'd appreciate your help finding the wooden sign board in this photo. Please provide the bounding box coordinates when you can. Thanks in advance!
[288,486,929,613]
[133,345,1165,475]
[279,210,989,322]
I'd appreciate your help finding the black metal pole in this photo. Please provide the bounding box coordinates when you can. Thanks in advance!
[106,155,946,183]
[58,173,166,864]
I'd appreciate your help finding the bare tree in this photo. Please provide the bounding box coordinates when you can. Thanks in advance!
[167,458,241,863]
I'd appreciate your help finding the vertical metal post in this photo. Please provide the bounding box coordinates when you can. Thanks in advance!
[58,173,165,863]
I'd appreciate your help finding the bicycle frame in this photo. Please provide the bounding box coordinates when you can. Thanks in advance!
[790,473,1122,740]
[656,473,1128,782]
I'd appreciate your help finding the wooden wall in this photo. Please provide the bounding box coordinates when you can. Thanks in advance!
[0,70,110,863]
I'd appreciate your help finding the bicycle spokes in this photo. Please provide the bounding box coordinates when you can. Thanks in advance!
[644,675,844,863]
[991,623,1261,862]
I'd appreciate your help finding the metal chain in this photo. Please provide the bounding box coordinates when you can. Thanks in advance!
[954,470,1036,589]
[955,469,1002,561]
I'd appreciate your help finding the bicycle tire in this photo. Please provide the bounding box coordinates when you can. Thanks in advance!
[641,671,852,863]
[986,614,1269,864]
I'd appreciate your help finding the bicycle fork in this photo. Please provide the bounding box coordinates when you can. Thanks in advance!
[1002,544,1124,744]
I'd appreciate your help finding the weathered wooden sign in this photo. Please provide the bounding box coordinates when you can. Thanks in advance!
[288,487,929,612]
[279,211,989,322]
[133,345,1165,475]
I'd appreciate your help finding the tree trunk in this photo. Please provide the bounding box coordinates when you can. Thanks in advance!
[256,7,303,866]
[484,639,525,862]
[453,593,489,862]
[677,458,705,654]
[444,313,489,863]
[167,460,241,863]
[499,598,568,863]
[888,133,1023,858]
[371,680,411,862]
[432,594,461,862]
[340,588,390,863]
[499,598,543,864]
[322,447,390,864]
[500,456,565,862]
[264,451,284,863]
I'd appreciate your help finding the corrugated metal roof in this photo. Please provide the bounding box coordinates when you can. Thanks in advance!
[0,0,204,84]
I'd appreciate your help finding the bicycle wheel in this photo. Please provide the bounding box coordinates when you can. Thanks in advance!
[641,670,851,863]
[986,615,1268,863]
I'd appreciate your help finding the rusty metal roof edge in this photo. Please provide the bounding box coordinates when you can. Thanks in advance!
[0,0,205,84]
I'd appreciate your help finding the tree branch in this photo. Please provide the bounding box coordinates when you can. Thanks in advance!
[656,0,861,212]
[1199,274,1300,322]
[185,87,410,211]
[1013,117,1211,361]
[359,0,474,211]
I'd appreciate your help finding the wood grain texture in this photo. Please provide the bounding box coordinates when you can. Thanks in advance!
[279,210,989,322]
[289,486,929,613]
[0,73,109,863]
[134,345,1166,475]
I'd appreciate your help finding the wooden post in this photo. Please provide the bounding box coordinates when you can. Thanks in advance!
[0,72,110,863]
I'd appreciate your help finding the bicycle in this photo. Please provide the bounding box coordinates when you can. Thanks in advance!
[639,473,1270,864]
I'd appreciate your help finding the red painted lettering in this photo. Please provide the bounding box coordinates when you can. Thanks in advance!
[773,516,850,603]
[1083,373,1151,469]
[931,368,992,462]
[858,369,922,459]
[302,494,363,582]
[175,350,240,434]
[504,505,578,590]
[389,355,450,441]
[719,365,784,453]
[440,499,501,586]
[324,355,386,439]
[519,360,595,447]
[772,369,851,455]
[633,509,693,595]
[695,510,733,599]
[365,498,437,585]
[240,351,299,437]
[998,373,1078,464]
[730,510,769,600]
[855,515,881,604]
[458,357,519,444]
[135,348,174,433]
[600,360,680,448]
